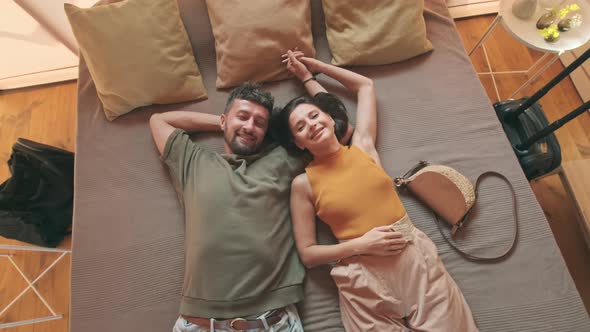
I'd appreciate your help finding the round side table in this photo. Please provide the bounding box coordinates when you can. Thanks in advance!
[468,0,590,100]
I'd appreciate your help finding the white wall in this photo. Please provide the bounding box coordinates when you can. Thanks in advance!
[0,0,96,90]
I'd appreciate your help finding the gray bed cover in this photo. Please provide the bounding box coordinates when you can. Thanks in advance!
[71,0,590,331]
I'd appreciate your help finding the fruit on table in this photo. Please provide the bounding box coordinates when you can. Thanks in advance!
[537,11,557,29]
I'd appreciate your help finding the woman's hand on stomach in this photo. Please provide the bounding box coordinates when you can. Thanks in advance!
[352,225,408,256]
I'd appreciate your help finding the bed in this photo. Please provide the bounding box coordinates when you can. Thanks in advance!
[70,0,590,331]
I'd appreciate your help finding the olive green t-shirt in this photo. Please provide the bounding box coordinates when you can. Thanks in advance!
[162,129,307,319]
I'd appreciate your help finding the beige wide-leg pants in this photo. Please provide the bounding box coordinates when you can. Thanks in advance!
[331,214,479,332]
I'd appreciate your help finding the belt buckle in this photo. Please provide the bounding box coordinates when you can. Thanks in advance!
[230,317,247,331]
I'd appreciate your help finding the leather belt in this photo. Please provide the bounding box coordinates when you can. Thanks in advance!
[182,309,284,331]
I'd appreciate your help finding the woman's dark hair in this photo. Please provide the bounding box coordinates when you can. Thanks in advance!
[270,92,349,152]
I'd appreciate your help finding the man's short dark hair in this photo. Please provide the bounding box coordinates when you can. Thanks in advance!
[225,82,274,114]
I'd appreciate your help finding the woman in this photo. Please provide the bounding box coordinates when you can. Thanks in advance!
[275,50,479,332]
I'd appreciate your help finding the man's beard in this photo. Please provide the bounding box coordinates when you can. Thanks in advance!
[226,132,259,155]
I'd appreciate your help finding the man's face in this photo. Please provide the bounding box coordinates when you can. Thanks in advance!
[220,99,270,155]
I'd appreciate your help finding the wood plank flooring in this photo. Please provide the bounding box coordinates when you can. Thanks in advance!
[455,15,590,314]
[0,82,75,332]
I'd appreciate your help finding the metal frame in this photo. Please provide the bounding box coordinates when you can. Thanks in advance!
[468,14,562,101]
[0,244,70,329]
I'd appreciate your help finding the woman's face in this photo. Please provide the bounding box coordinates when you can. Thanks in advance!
[288,103,336,150]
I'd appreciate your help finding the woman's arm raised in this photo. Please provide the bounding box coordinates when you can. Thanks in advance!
[283,50,354,144]
[293,56,379,162]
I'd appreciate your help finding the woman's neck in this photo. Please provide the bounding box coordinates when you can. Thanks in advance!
[310,136,342,160]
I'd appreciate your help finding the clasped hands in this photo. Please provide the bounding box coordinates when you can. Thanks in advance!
[281,47,321,82]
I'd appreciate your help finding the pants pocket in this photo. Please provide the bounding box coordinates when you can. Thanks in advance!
[284,305,304,332]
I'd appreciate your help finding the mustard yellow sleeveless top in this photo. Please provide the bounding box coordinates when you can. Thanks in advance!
[305,145,407,240]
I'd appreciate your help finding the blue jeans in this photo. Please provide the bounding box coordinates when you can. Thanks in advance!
[172,304,303,332]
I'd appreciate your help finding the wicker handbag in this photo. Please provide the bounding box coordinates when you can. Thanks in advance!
[394,161,518,261]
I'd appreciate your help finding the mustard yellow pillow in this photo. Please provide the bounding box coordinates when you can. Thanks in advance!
[65,0,207,121]
[205,0,315,89]
[322,0,434,66]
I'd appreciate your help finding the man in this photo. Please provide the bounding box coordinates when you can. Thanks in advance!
[150,83,306,331]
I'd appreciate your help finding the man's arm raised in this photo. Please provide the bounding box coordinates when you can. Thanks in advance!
[149,111,221,156]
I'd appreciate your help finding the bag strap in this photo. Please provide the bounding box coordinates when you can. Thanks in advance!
[433,171,518,261]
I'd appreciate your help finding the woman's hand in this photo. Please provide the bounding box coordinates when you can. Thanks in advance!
[297,56,324,75]
[353,225,408,256]
[282,49,325,75]
[282,48,313,81]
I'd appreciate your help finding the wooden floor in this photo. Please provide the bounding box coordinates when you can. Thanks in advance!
[455,16,590,316]
[0,13,589,331]
[0,82,76,332]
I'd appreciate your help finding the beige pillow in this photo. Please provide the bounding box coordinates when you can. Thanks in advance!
[321,0,434,66]
[65,0,207,121]
[205,0,315,89]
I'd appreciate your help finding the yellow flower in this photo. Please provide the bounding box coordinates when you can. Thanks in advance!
[568,4,580,11]
[539,24,560,40]
[558,3,581,18]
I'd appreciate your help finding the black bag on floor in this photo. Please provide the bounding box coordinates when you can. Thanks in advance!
[493,47,590,180]
[0,138,74,247]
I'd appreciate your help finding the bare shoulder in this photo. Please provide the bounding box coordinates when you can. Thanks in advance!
[292,173,311,189]
[292,173,313,197]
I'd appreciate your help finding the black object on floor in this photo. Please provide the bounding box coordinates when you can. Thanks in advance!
[494,47,590,180]
[0,138,74,247]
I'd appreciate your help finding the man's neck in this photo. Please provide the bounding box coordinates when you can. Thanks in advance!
[223,142,233,154]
